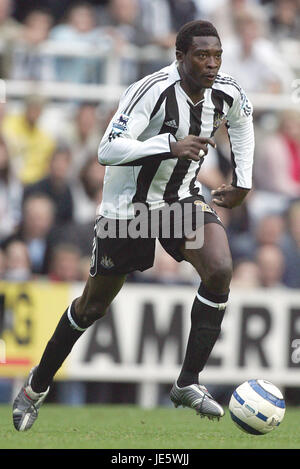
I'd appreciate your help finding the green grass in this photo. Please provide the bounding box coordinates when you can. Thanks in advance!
[0,404,299,449]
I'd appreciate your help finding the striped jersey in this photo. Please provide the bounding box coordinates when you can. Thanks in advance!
[98,61,254,219]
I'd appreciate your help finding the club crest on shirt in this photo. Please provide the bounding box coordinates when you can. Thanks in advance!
[213,112,225,130]
[194,200,213,212]
[100,255,115,269]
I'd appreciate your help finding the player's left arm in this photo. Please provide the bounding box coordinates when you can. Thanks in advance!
[212,84,255,209]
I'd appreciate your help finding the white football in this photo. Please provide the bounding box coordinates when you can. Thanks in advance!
[229,379,285,435]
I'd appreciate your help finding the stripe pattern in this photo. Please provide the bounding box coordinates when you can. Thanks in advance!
[67,304,87,332]
[230,411,264,435]
[230,380,283,435]
[124,71,169,116]
[196,292,227,311]
[214,74,252,116]
[226,122,238,187]
[162,93,196,203]
[132,84,179,206]
[248,380,285,408]
[233,390,268,422]
[99,63,254,218]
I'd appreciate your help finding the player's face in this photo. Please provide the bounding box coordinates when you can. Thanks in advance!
[177,36,222,90]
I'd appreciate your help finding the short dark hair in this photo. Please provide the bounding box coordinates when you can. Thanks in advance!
[176,20,221,54]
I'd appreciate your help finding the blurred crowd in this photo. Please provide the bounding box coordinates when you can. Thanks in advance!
[0,0,300,288]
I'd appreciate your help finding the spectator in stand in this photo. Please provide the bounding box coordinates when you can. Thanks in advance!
[68,103,102,180]
[101,0,196,48]
[3,240,32,281]
[72,155,104,224]
[256,244,286,288]
[0,104,5,127]
[0,136,23,241]
[23,146,73,225]
[0,0,23,77]
[138,0,175,49]
[1,193,56,275]
[198,145,227,202]
[166,0,198,32]
[50,2,113,83]
[1,95,56,185]
[135,243,192,285]
[48,243,81,282]
[99,0,143,45]
[0,0,23,42]
[98,0,169,48]
[10,8,55,81]
[280,200,300,288]
[97,0,149,83]
[231,258,261,288]
[0,248,5,278]
[229,213,286,261]
[221,6,294,93]
[99,0,187,78]
[78,255,93,282]
[208,0,261,40]
[12,1,75,23]
[269,0,300,41]
[254,110,300,198]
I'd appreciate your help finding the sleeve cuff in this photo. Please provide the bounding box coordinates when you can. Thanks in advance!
[231,183,252,190]
[168,133,178,155]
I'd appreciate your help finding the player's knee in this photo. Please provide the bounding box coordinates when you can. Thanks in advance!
[204,257,232,293]
[75,301,108,328]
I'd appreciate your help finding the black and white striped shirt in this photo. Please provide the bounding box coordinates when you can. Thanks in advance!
[98,61,254,219]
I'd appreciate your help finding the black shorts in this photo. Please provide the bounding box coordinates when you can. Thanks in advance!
[90,195,224,276]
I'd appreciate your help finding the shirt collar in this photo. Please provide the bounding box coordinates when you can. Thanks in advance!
[169,61,181,83]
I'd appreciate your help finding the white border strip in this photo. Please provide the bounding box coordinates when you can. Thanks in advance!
[196,292,227,310]
[67,304,87,332]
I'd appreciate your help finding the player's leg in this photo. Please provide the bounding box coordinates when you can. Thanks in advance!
[170,222,232,418]
[12,273,125,431]
[178,222,232,385]
[30,273,126,392]
[13,213,156,431]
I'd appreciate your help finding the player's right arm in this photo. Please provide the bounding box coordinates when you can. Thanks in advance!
[98,80,176,167]
[98,80,214,166]
[211,79,254,209]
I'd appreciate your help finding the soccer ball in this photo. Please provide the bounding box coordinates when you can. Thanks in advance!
[229,379,285,435]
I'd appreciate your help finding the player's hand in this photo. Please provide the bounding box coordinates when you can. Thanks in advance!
[170,135,216,162]
[211,184,250,209]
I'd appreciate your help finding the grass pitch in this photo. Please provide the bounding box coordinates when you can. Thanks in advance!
[0,404,299,449]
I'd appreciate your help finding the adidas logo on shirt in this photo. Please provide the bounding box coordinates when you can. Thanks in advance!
[165,120,178,129]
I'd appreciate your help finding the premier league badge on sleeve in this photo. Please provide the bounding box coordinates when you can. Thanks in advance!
[112,114,130,132]
[109,114,130,141]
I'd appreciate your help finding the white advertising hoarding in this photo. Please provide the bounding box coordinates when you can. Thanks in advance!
[69,284,300,387]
